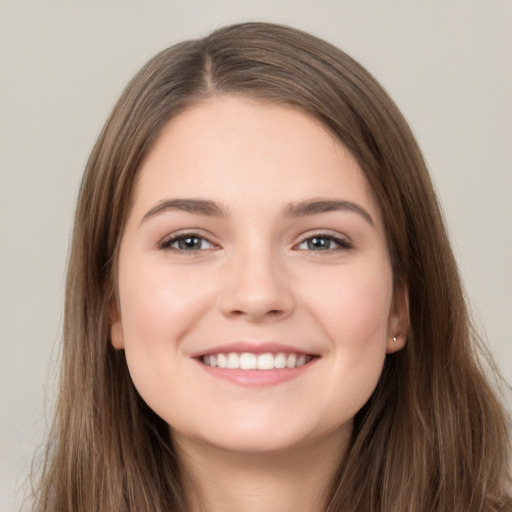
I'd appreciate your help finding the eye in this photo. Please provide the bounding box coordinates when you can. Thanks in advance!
[295,234,352,252]
[158,233,216,252]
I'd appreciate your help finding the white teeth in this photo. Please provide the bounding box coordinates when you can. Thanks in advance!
[217,353,227,368]
[257,353,275,370]
[239,352,257,369]
[286,353,297,368]
[274,353,287,369]
[201,351,312,370]
[227,353,239,369]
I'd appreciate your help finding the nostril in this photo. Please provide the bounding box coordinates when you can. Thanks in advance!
[227,308,285,321]
[219,277,295,321]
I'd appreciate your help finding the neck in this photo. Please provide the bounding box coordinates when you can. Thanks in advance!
[172,429,349,512]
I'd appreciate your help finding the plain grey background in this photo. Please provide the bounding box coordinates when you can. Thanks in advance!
[1,1,511,510]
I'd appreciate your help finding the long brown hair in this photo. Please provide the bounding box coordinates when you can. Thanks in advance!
[32,22,511,511]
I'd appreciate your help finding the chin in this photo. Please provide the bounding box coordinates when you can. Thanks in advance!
[171,414,354,458]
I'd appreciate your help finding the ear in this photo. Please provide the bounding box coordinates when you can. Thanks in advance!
[109,298,125,350]
[386,281,409,354]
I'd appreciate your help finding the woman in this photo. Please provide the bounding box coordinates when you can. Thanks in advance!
[32,22,511,511]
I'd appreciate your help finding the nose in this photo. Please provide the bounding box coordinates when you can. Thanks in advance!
[219,249,295,323]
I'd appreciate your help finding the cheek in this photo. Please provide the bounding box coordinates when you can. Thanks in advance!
[119,262,214,346]
[117,263,216,406]
[305,260,393,403]
[309,260,393,343]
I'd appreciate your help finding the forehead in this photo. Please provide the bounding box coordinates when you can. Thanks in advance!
[130,95,379,221]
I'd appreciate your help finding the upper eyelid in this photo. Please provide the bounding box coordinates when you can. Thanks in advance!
[294,229,352,243]
[292,231,354,251]
[157,229,218,249]
[160,228,214,239]
[156,228,352,248]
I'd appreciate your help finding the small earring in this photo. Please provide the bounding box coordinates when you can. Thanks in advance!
[393,336,398,343]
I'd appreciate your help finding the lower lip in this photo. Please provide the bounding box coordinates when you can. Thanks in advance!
[195,358,318,387]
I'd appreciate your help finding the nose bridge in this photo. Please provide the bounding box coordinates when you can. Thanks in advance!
[219,237,294,321]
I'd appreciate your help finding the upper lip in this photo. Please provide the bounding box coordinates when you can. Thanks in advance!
[190,341,318,358]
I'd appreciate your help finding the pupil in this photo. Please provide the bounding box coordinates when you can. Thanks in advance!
[179,237,201,250]
[308,237,330,250]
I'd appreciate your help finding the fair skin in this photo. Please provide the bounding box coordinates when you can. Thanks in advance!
[111,96,407,512]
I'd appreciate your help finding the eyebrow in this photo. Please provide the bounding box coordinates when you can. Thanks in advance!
[140,198,228,225]
[283,199,374,226]
[140,197,374,226]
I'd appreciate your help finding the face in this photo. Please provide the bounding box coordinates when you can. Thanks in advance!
[111,96,406,455]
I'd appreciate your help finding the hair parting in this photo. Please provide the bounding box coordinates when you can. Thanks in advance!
[30,22,511,512]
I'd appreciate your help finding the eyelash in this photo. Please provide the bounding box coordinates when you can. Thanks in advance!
[157,231,353,253]
[294,233,353,252]
[158,232,217,253]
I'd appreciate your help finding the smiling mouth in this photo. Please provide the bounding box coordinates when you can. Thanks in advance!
[200,352,315,370]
